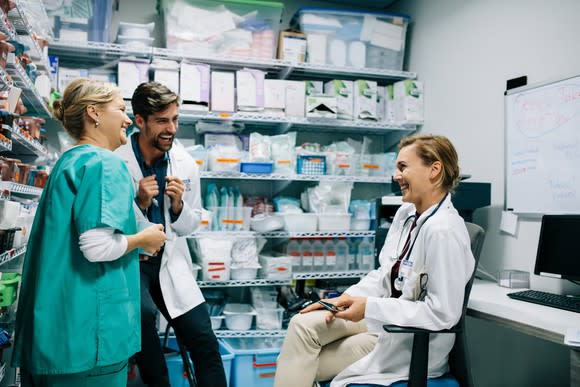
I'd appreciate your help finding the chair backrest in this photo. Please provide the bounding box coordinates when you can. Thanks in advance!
[449,221,485,387]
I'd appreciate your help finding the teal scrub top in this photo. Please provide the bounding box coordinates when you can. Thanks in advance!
[11,145,140,375]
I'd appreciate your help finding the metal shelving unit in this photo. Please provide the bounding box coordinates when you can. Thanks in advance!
[200,171,391,183]
[199,279,290,288]
[0,139,11,152]
[293,271,369,280]
[214,329,286,338]
[49,40,417,82]
[190,230,375,238]
[0,181,42,197]
[8,124,47,157]
[0,245,26,267]
[6,60,51,118]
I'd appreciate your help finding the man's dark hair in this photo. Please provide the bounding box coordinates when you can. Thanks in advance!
[131,81,180,121]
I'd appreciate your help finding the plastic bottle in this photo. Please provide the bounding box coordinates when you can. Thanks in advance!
[334,237,349,271]
[323,238,336,271]
[347,238,360,270]
[286,238,302,273]
[358,237,375,271]
[300,239,313,272]
[312,238,325,272]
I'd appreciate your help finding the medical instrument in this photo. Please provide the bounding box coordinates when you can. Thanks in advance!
[394,193,448,292]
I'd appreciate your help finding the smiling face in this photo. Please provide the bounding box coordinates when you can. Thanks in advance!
[97,93,132,150]
[394,144,441,213]
[135,102,179,156]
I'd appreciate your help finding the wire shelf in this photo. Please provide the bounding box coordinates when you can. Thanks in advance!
[6,61,51,118]
[49,41,417,82]
[214,329,286,338]
[8,124,47,156]
[0,245,26,267]
[0,181,42,196]
[190,231,375,238]
[198,279,290,288]
[200,171,391,183]
[293,271,369,280]
[0,139,11,152]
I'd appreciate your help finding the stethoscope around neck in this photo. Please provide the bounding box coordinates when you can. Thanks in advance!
[393,193,449,291]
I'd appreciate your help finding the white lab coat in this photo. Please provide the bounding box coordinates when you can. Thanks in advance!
[116,134,204,318]
[331,195,475,387]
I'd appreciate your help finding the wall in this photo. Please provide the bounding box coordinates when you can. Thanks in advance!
[388,0,580,385]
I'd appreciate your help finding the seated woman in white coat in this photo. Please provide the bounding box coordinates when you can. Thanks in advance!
[274,134,475,387]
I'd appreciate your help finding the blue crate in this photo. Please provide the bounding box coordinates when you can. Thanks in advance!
[164,336,233,387]
[297,155,326,175]
[241,162,274,174]
[220,337,285,387]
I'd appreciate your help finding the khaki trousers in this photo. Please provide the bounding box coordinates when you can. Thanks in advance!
[274,311,378,387]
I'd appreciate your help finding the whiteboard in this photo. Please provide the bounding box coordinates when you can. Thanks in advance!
[505,75,580,214]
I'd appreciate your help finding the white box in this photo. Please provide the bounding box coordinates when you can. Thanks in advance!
[285,80,306,118]
[152,62,180,95]
[376,86,386,122]
[264,79,286,116]
[385,84,395,123]
[306,33,327,64]
[58,67,88,93]
[277,30,306,62]
[305,80,323,96]
[236,68,265,111]
[324,80,354,120]
[394,80,424,122]
[211,71,235,112]
[259,254,292,280]
[354,80,378,120]
[306,94,337,118]
[118,60,149,99]
[180,62,210,111]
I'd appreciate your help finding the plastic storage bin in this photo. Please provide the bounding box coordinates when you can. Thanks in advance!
[318,213,351,232]
[292,8,409,71]
[165,338,234,387]
[0,273,21,307]
[161,0,284,59]
[221,337,285,387]
[254,307,284,330]
[282,213,318,232]
[209,206,253,231]
[223,303,256,330]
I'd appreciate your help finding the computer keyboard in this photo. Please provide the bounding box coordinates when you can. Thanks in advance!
[508,289,580,313]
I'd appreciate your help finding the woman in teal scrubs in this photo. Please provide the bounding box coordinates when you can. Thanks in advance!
[11,78,167,387]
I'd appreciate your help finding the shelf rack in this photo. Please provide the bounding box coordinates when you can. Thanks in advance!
[0,245,26,267]
[214,329,286,338]
[7,123,47,157]
[200,171,391,183]
[0,181,42,196]
[197,270,369,288]
[190,230,375,238]
[6,61,51,118]
[49,40,417,82]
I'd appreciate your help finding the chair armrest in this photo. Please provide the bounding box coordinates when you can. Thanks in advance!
[383,324,461,334]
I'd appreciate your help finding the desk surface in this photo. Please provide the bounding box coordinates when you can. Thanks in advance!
[468,279,580,345]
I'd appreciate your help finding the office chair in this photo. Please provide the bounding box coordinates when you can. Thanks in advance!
[381,221,485,387]
[319,222,485,387]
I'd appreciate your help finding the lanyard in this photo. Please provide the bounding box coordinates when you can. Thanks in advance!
[397,193,448,263]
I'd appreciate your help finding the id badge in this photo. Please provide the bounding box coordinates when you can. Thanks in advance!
[183,178,192,192]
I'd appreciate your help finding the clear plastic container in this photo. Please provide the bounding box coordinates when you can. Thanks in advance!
[311,238,325,272]
[161,0,284,59]
[357,237,375,271]
[300,239,314,271]
[323,238,336,270]
[286,238,302,272]
[292,8,409,71]
[282,213,318,232]
[318,213,351,231]
[223,303,256,331]
[209,206,253,231]
[254,307,284,330]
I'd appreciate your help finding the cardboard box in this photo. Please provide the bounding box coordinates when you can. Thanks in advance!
[306,94,337,118]
[394,80,424,122]
[211,71,235,113]
[277,30,306,62]
[354,80,378,121]
[58,67,89,93]
[180,62,210,111]
[118,60,149,99]
[152,59,180,95]
[324,80,354,120]
[264,79,286,116]
[236,68,265,111]
[285,80,306,118]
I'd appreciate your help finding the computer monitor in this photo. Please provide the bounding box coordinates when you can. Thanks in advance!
[535,215,580,281]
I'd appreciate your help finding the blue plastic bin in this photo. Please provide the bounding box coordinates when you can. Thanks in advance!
[221,337,285,387]
[164,336,233,386]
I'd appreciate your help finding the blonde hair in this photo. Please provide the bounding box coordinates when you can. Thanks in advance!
[399,134,461,192]
[53,78,120,140]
